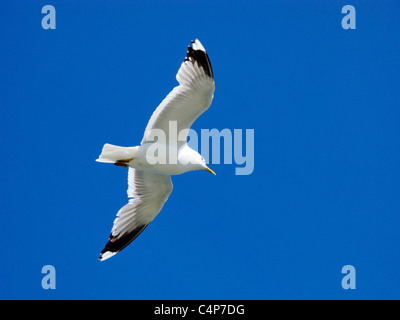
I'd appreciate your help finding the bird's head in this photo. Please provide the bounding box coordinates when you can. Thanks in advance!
[197,154,216,175]
[181,147,216,175]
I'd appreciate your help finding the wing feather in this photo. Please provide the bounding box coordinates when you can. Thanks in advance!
[141,39,215,145]
[99,168,173,261]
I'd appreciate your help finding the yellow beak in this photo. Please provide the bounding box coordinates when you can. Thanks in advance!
[204,167,216,175]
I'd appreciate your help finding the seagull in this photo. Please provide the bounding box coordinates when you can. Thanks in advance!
[96,39,216,261]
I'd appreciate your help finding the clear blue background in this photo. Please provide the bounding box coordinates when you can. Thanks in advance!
[1,0,399,299]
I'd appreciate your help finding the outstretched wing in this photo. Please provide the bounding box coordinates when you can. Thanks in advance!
[141,39,215,145]
[99,168,173,261]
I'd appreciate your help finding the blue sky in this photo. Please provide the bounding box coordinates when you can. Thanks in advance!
[1,0,399,299]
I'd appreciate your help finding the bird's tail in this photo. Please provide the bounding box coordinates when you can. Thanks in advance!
[96,143,139,165]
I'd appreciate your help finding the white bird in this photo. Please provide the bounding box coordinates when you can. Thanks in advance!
[96,39,216,261]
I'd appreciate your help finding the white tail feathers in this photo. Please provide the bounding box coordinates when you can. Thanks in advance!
[96,143,139,164]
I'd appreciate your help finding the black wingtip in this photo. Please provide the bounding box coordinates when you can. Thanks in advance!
[184,41,213,79]
[99,224,149,260]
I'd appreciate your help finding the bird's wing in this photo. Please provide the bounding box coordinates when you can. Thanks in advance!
[99,168,173,261]
[141,39,215,145]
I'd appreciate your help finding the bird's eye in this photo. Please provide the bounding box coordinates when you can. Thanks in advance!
[201,157,204,161]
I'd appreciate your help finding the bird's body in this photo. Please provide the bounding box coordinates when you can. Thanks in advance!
[101,142,206,175]
[96,39,215,261]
